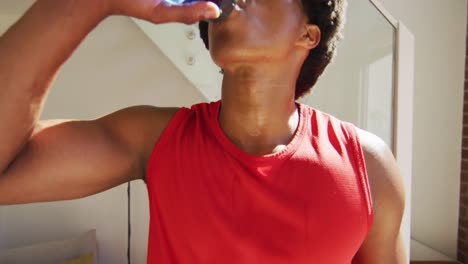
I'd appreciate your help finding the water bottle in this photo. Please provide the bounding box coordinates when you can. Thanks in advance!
[165,0,237,22]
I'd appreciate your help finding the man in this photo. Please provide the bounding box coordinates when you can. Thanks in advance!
[0,0,407,263]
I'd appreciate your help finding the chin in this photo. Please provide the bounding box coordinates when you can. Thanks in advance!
[210,43,287,71]
[210,45,262,70]
[208,33,272,67]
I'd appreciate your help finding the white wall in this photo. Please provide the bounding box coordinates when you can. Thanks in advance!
[0,8,205,264]
[0,206,4,249]
[377,0,467,259]
[0,12,23,255]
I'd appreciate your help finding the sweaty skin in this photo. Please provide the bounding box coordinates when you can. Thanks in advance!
[0,0,406,263]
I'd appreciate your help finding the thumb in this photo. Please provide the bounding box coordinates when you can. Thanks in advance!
[154,1,221,25]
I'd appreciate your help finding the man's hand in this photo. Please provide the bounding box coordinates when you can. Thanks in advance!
[108,0,221,24]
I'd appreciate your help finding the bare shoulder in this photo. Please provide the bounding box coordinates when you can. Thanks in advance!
[95,105,181,180]
[354,127,405,208]
[352,127,407,262]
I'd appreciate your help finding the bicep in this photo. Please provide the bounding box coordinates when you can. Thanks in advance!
[0,118,140,205]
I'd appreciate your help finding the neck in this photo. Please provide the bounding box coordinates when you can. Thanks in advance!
[218,64,300,156]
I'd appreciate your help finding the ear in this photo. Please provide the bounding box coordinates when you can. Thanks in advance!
[296,24,321,50]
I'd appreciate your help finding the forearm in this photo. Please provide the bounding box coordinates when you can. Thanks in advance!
[0,0,110,172]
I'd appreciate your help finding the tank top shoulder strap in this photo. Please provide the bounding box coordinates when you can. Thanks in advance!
[146,106,192,185]
[146,101,217,184]
[342,122,374,233]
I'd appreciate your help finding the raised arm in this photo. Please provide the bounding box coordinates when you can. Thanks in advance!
[0,0,219,205]
[0,0,111,178]
[0,105,179,205]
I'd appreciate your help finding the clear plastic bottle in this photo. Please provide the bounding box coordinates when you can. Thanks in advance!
[164,0,237,22]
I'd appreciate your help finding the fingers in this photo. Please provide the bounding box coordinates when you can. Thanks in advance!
[152,1,221,25]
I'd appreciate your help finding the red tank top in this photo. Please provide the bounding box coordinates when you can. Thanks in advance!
[146,101,373,264]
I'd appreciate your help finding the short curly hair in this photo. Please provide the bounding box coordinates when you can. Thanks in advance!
[198,0,347,99]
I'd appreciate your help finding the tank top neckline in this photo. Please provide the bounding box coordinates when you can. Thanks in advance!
[210,100,309,164]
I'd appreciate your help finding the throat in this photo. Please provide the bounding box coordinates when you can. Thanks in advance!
[218,102,300,156]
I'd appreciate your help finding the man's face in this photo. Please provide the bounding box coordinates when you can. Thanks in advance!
[208,0,308,67]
